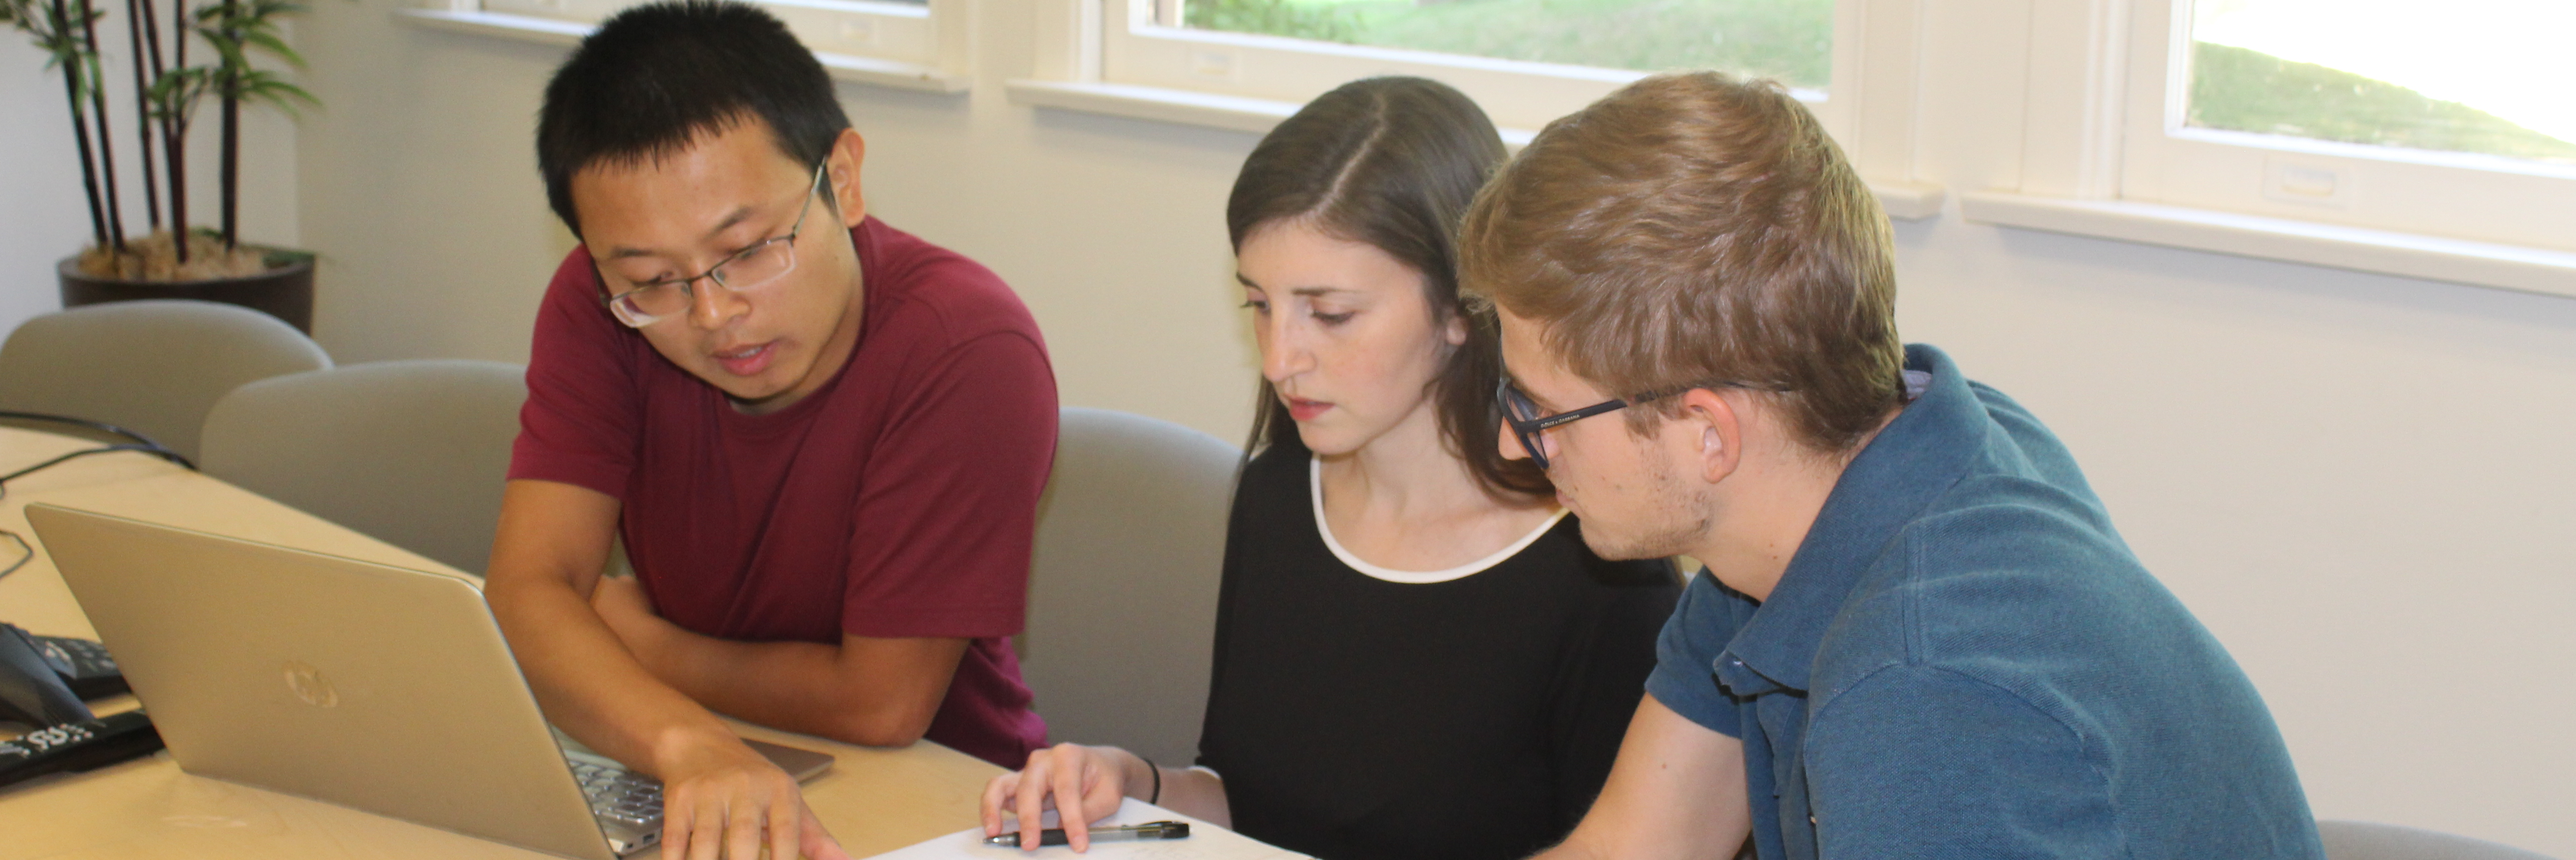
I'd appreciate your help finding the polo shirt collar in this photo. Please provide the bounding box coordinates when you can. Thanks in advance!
[1713,344,1984,696]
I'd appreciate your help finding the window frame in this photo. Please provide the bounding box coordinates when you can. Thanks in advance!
[2112,0,2576,253]
[1016,0,1945,219]
[1098,0,1850,138]
[406,0,969,93]
[1969,0,2576,299]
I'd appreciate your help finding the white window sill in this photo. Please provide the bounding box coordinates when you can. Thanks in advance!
[1005,79,1946,221]
[394,8,969,94]
[1959,191,2576,301]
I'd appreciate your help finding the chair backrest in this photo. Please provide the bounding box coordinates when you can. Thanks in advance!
[1020,407,1239,766]
[198,359,528,576]
[2318,820,2559,860]
[0,300,331,461]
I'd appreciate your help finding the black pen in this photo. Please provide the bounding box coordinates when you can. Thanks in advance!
[985,821,1191,848]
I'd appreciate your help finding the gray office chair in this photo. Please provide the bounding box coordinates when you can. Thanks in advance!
[2319,820,2559,860]
[199,359,527,576]
[0,299,330,461]
[1019,407,1239,766]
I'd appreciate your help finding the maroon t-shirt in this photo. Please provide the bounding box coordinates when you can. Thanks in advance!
[509,217,1053,768]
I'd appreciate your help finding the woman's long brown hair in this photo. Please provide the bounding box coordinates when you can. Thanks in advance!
[1228,76,1547,500]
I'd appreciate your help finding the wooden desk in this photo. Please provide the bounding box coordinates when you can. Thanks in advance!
[0,428,1001,859]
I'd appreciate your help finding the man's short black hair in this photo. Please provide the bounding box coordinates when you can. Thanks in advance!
[536,0,851,237]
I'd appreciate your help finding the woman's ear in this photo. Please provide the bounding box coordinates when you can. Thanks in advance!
[1442,311,1470,347]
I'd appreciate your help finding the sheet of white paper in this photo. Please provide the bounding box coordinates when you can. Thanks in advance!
[864,798,1310,860]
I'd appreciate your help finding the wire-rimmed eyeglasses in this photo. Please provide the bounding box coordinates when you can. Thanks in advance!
[599,158,830,328]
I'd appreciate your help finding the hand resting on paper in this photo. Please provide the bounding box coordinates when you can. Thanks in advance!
[981,743,1231,852]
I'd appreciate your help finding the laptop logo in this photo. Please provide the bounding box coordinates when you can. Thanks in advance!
[282,661,340,707]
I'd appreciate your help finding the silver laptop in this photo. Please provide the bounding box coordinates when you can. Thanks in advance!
[26,504,834,860]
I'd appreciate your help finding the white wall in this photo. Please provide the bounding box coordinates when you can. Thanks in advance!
[0,16,300,335]
[0,36,91,331]
[242,0,2576,856]
[291,4,1260,421]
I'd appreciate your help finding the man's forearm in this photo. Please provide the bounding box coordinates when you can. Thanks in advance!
[1529,696,1753,860]
[620,619,968,748]
[1531,835,1610,860]
[484,479,748,779]
[486,574,741,775]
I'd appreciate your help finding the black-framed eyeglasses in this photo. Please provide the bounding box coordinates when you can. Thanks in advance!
[599,158,830,328]
[1496,378,1780,471]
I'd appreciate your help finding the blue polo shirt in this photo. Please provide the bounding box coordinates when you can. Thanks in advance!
[1645,344,2323,860]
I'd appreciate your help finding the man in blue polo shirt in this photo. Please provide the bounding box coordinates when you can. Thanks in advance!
[1459,72,2325,859]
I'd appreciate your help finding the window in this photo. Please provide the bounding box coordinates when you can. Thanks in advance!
[2182,2,2573,164]
[1087,0,1862,143]
[412,0,967,92]
[1018,0,1937,216]
[1178,0,1834,92]
[2117,0,2576,252]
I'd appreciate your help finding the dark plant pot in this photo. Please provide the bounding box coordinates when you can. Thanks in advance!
[56,249,317,334]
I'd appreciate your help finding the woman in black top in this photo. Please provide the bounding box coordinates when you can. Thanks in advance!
[981,77,1679,860]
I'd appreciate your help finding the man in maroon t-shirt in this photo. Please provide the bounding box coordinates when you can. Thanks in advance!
[486,4,1052,859]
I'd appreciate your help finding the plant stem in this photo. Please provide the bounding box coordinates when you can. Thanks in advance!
[165,114,190,263]
[166,0,186,263]
[217,0,237,250]
[220,95,238,249]
[140,0,175,248]
[51,0,110,251]
[126,0,161,231]
[77,0,125,253]
[139,0,163,81]
[220,99,237,247]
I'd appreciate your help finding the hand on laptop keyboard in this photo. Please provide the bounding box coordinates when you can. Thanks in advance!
[572,758,663,831]
[654,734,850,860]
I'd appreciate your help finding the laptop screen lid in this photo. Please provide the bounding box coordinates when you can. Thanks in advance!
[28,503,621,860]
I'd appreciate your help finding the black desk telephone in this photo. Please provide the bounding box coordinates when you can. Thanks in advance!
[0,623,163,788]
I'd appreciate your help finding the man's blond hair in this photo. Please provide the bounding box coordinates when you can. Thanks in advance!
[1460,72,1904,453]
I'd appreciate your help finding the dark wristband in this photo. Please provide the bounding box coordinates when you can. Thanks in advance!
[1141,754,1161,805]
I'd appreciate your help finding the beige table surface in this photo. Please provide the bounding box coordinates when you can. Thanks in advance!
[0,427,1002,859]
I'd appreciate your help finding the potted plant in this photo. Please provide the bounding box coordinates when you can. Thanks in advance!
[4,0,318,332]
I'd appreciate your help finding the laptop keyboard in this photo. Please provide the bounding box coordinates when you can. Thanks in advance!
[570,757,664,831]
